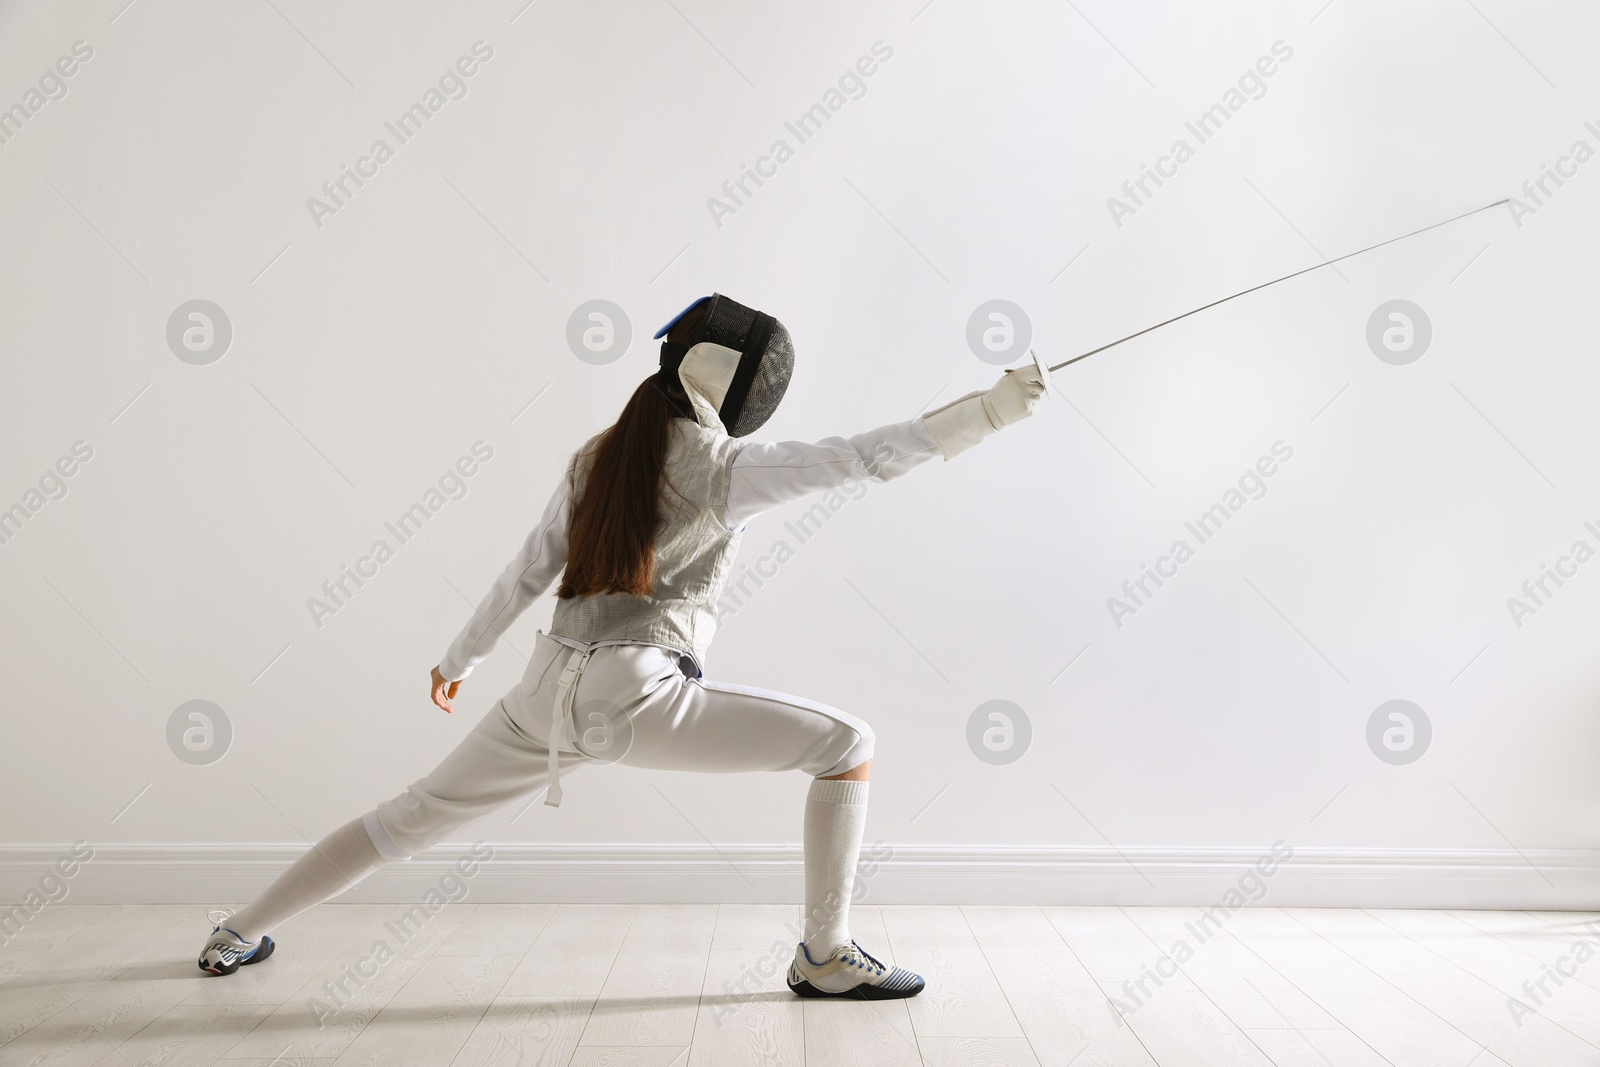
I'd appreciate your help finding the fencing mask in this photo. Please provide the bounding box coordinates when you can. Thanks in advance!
[655,294,793,437]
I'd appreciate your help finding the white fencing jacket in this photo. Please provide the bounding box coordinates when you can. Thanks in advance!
[438,409,948,683]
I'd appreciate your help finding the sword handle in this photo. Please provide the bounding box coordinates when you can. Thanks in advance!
[1002,349,1057,397]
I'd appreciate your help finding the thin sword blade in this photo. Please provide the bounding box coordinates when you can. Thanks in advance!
[1046,199,1509,373]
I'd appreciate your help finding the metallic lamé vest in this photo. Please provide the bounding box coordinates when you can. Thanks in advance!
[549,413,743,666]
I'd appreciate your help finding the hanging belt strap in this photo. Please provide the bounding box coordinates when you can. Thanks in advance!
[546,645,597,808]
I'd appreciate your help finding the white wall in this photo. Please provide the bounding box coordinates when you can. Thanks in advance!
[2,0,1597,907]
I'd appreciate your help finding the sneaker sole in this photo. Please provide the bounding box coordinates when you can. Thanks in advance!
[786,975,925,1000]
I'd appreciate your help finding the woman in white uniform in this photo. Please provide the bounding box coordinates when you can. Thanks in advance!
[198,294,1046,999]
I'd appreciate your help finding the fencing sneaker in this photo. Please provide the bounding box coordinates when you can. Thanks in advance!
[197,910,275,976]
[787,940,924,999]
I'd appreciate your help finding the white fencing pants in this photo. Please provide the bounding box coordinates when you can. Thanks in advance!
[364,632,875,860]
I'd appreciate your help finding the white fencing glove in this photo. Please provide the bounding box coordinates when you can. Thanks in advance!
[922,364,1047,460]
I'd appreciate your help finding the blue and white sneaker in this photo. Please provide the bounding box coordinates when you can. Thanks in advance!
[787,939,924,999]
[197,909,275,976]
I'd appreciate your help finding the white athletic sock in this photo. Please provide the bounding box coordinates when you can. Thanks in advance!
[803,778,869,960]
[225,816,387,942]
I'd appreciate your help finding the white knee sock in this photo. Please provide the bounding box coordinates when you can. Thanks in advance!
[225,816,387,942]
[803,778,868,960]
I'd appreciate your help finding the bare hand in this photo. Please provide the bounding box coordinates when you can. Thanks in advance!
[431,666,461,713]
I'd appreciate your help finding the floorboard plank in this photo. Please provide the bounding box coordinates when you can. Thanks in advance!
[1122,908,1340,1032]
[1385,973,1600,1065]
[501,905,637,997]
[960,908,1063,948]
[448,994,596,1066]
[692,904,805,1067]
[981,943,1157,1067]
[1044,907,1275,1065]
[220,913,464,1060]
[917,1036,1040,1066]
[1242,1027,1401,1066]
[579,905,716,1047]
[1225,910,1489,1067]
[326,953,519,1067]
[567,1049,689,1066]
[880,906,1023,1039]
[1288,909,1462,977]
[1369,909,1600,1024]
[87,1003,274,1066]
[437,905,558,957]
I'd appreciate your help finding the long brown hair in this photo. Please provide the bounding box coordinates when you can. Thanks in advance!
[557,307,704,599]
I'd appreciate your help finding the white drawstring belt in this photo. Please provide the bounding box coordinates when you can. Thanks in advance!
[546,644,596,807]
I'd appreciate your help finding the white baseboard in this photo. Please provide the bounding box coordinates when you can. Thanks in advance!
[3,842,1597,910]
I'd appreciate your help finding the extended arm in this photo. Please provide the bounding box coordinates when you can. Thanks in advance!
[725,418,940,528]
[437,478,570,683]
[724,365,1046,529]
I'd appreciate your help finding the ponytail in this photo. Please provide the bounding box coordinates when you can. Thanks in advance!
[557,373,690,598]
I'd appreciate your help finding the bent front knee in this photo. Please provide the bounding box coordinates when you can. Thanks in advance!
[818,724,873,780]
[819,757,870,782]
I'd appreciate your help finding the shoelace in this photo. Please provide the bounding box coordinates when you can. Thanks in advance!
[841,941,887,976]
[206,908,236,928]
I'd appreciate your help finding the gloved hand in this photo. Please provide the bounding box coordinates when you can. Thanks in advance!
[922,362,1050,460]
[981,364,1046,429]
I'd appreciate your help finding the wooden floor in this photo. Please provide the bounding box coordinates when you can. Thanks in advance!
[4,904,1600,1065]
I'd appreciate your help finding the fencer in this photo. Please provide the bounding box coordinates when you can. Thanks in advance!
[197,293,1045,999]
